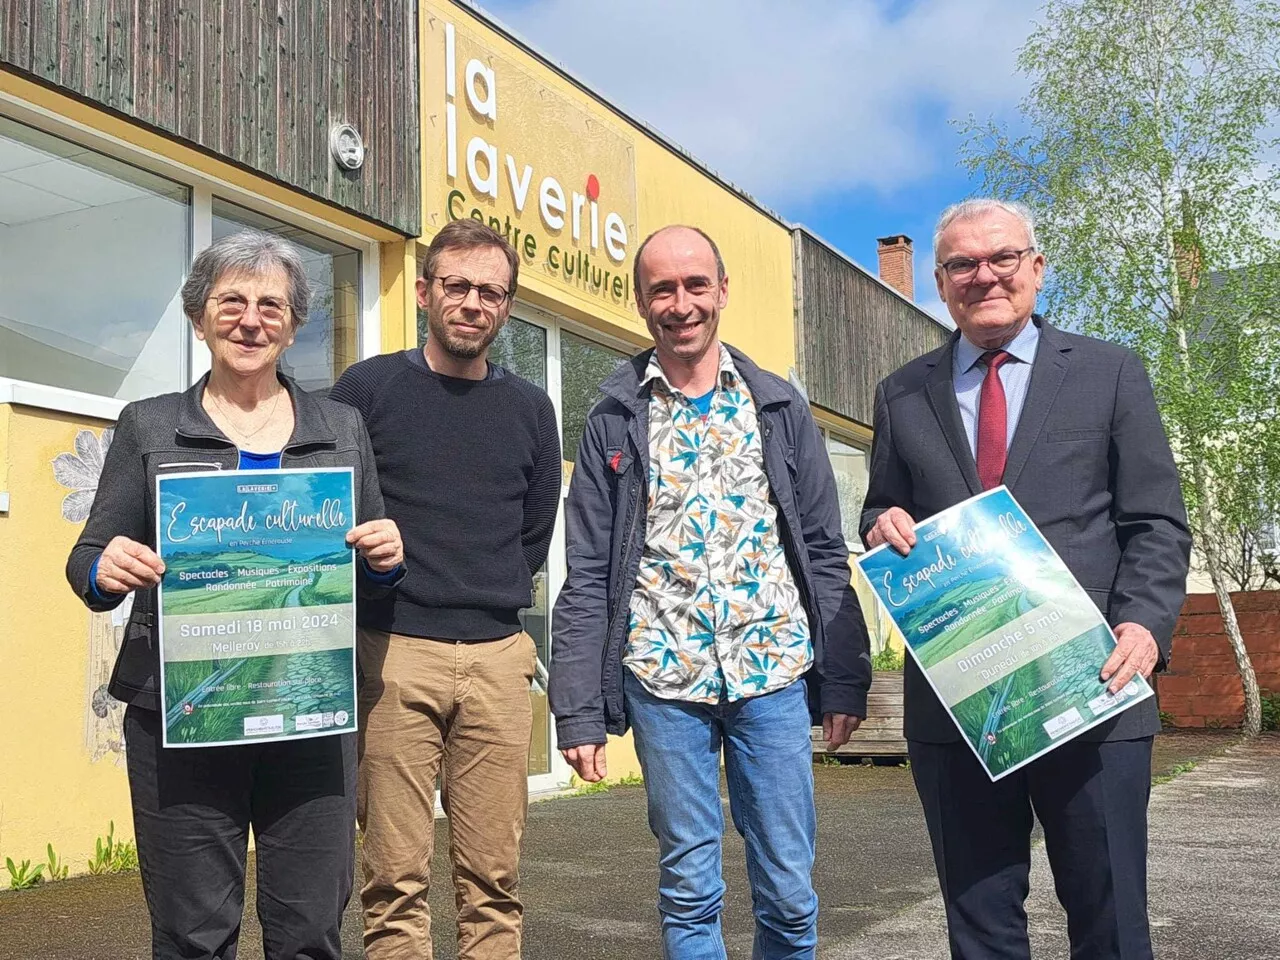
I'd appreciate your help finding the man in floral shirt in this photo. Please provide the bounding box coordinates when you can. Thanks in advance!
[549,225,872,959]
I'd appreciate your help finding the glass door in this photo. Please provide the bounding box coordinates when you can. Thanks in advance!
[488,318,558,783]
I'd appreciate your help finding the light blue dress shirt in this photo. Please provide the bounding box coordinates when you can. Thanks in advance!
[953,319,1041,458]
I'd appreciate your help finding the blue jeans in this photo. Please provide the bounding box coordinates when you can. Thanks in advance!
[624,670,819,960]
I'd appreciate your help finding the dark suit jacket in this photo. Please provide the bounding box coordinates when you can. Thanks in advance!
[860,317,1191,742]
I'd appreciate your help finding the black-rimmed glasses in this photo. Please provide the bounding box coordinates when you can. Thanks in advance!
[426,275,511,308]
[938,247,1036,283]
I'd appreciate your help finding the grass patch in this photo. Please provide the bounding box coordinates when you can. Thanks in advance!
[1152,760,1198,786]
[87,821,139,875]
[568,772,644,796]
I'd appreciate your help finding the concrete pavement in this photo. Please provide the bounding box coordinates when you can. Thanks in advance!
[0,730,1268,959]
[824,734,1280,959]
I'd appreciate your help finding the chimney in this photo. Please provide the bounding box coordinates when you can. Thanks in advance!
[877,234,914,300]
[1173,190,1202,294]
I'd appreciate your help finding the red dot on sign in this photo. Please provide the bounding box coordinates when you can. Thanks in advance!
[586,174,600,201]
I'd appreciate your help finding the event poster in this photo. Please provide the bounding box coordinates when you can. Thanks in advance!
[858,487,1152,780]
[155,468,357,747]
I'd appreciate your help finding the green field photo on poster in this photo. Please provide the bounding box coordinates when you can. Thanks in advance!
[951,625,1117,776]
[160,549,354,615]
[163,648,356,744]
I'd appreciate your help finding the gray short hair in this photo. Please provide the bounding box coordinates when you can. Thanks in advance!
[933,198,1039,261]
[181,230,312,328]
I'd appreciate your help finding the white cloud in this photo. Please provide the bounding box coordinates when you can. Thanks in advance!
[484,0,1035,206]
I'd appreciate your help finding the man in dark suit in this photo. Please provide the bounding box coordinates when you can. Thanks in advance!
[860,198,1191,960]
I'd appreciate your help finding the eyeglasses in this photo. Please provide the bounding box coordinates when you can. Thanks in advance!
[937,248,1036,283]
[207,294,290,324]
[427,275,511,308]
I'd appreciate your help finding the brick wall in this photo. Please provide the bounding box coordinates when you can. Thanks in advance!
[1159,591,1280,727]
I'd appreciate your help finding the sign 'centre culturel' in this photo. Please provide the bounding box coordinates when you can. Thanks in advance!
[426,12,640,308]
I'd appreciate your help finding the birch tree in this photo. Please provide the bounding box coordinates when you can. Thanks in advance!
[959,0,1280,735]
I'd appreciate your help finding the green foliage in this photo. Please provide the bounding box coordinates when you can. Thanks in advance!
[87,821,139,876]
[1153,759,1199,785]
[44,844,68,882]
[568,772,644,796]
[872,646,905,672]
[958,0,1280,537]
[957,0,1280,734]
[1159,709,1177,727]
[5,857,44,890]
[817,752,843,766]
[1261,690,1280,732]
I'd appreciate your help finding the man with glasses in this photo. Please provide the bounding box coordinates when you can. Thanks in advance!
[861,199,1190,960]
[550,224,871,959]
[330,219,560,960]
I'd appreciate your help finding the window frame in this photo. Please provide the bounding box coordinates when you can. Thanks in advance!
[0,93,383,419]
[822,426,871,554]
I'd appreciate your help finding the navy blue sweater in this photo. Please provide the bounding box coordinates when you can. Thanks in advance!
[330,349,561,640]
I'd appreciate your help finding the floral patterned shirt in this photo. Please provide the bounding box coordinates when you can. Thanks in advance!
[623,346,813,703]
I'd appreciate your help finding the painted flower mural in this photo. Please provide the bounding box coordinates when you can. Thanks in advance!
[53,427,128,764]
[53,428,114,522]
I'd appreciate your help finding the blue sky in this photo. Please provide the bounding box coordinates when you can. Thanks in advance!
[478,0,1041,323]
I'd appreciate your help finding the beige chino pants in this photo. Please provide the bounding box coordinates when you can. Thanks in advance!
[357,628,536,960]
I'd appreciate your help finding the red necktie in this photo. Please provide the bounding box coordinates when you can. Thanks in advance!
[976,350,1013,490]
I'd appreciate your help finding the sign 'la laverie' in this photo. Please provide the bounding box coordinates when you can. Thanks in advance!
[434,17,640,307]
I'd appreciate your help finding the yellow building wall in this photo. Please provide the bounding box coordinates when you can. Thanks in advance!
[380,239,419,352]
[633,146,796,378]
[0,408,133,870]
[0,76,420,869]
[417,0,796,372]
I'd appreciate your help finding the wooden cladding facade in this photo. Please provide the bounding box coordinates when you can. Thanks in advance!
[795,229,950,428]
[1,0,420,235]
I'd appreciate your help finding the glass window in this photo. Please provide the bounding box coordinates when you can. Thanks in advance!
[212,200,360,395]
[560,331,628,463]
[0,117,189,400]
[489,319,547,389]
[826,433,870,549]
[416,302,549,391]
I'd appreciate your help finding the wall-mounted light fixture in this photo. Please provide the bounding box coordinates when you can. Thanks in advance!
[330,123,365,171]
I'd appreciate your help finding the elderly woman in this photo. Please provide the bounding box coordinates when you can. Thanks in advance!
[66,230,403,960]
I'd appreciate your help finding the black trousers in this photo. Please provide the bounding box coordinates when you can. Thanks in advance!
[909,737,1154,960]
[124,705,357,960]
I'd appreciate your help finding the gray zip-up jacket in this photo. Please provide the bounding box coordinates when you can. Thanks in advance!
[66,373,398,711]
[549,344,872,750]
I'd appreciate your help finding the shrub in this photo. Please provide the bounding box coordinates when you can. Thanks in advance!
[1261,691,1279,733]
[872,646,905,672]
